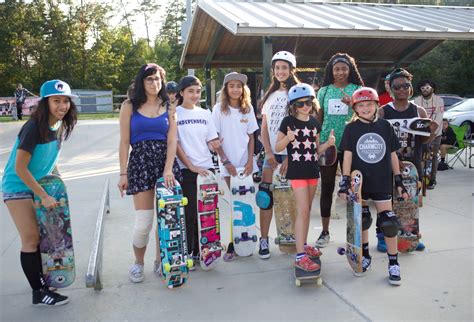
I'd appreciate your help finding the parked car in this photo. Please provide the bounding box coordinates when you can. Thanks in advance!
[443,98,474,139]
[439,94,464,110]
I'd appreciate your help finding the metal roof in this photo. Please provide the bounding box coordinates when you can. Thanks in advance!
[180,1,474,69]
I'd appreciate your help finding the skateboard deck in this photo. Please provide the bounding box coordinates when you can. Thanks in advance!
[337,170,363,275]
[253,149,265,183]
[272,164,296,254]
[230,168,257,257]
[156,178,193,289]
[295,257,322,287]
[34,175,75,288]
[387,117,431,137]
[318,145,337,167]
[393,161,420,253]
[197,172,223,270]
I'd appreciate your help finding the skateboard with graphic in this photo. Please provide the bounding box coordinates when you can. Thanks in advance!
[318,145,337,167]
[337,170,363,276]
[393,161,420,253]
[253,149,265,183]
[295,257,322,287]
[34,175,75,288]
[197,172,223,270]
[156,178,193,289]
[272,164,296,254]
[230,168,257,257]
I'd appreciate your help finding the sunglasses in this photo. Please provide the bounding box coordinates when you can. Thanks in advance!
[293,99,313,108]
[392,83,411,91]
[421,85,432,91]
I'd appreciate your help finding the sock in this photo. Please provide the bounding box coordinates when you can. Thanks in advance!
[20,251,45,291]
[295,252,305,261]
[388,253,398,266]
[363,243,371,258]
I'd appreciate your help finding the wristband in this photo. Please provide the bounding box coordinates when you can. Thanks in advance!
[223,161,231,166]
[120,173,128,176]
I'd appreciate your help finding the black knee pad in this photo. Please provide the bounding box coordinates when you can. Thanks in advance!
[362,206,372,230]
[378,210,400,238]
[256,182,273,210]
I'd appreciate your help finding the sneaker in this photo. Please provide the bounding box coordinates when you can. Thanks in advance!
[376,233,387,253]
[427,180,436,190]
[388,264,402,286]
[153,260,162,278]
[295,255,320,272]
[315,231,330,248]
[304,244,322,258]
[416,241,426,251]
[258,237,270,259]
[32,287,69,306]
[354,256,371,277]
[129,263,144,283]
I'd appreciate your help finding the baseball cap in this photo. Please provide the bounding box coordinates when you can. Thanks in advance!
[40,80,77,99]
[223,72,247,85]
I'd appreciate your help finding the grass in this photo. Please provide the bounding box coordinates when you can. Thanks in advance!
[0,112,119,123]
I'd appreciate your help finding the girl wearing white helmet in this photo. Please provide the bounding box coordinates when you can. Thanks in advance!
[2,79,78,306]
[338,87,407,285]
[257,50,300,259]
[275,83,335,272]
[315,53,364,249]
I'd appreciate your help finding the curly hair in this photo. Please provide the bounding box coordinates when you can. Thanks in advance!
[219,82,252,115]
[321,53,364,87]
[416,79,437,93]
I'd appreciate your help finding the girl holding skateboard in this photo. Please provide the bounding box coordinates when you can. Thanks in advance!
[275,83,335,271]
[316,53,364,248]
[118,63,181,283]
[2,79,78,306]
[211,72,259,261]
[338,87,408,285]
[258,51,300,259]
[175,75,223,268]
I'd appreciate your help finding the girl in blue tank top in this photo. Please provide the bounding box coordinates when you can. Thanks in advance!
[118,63,181,283]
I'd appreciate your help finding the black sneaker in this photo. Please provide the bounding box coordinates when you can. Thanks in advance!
[354,256,371,277]
[427,179,436,190]
[32,288,69,306]
[388,264,402,286]
[258,237,270,259]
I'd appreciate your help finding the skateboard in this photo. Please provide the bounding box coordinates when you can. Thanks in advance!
[387,117,431,137]
[33,175,75,288]
[272,164,296,254]
[337,170,363,276]
[211,151,220,174]
[197,172,223,270]
[230,168,258,257]
[295,257,323,287]
[393,161,420,253]
[253,149,265,183]
[156,178,193,289]
[318,145,337,167]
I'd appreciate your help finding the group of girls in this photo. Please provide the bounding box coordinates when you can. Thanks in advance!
[3,52,408,307]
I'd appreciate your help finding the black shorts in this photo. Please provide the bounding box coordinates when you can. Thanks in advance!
[362,192,392,202]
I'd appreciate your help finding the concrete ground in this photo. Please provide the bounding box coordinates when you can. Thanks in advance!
[0,120,472,321]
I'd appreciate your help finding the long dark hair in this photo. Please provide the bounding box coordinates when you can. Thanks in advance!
[131,64,168,111]
[31,97,77,141]
[260,61,300,108]
[321,53,364,87]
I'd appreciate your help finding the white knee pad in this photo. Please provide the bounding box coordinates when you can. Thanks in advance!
[132,209,154,248]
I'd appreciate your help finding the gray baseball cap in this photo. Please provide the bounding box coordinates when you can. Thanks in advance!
[223,72,247,85]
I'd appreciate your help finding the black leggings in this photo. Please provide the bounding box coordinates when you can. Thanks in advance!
[319,152,344,218]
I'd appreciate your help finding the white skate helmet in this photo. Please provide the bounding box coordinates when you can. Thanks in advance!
[272,51,296,68]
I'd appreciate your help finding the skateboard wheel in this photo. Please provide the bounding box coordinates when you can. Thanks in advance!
[250,186,255,193]
[252,235,258,242]
[234,237,240,244]
[200,237,208,245]
[316,278,323,286]
[182,197,188,206]
[231,188,237,195]
[186,259,193,268]
[201,191,207,198]
[158,199,166,209]
[337,247,345,255]
[219,189,224,195]
[274,237,280,245]
[295,279,301,287]
[164,263,171,273]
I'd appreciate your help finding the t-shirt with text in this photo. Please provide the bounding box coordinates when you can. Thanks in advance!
[261,90,288,155]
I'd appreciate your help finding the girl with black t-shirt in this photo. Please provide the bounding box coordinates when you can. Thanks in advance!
[275,84,335,272]
[338,87,408,286]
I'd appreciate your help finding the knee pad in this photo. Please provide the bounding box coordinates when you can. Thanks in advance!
[362,206,372,231]
[256,182,273,210]
[133,209,154,248]
[378,210,400,238]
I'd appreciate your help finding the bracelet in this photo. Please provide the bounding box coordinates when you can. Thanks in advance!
[222,161,231,166]
[120,173,128,176]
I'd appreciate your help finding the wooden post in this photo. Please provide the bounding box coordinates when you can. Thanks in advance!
[262,36,273,91]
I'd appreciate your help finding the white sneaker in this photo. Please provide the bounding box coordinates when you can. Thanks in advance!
[129,263,144,283]
[315,231,330,248]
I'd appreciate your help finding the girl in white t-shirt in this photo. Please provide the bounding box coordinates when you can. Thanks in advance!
[257,51,300,260]
[211,72,259,261]
[175,76,222,267]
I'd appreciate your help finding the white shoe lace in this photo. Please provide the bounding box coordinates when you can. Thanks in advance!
[260,238,269,249]
[389,265,400,277]
[130,264,144,277]
[362,257,371,270]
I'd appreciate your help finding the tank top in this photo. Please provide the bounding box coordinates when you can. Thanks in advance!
[130,107,169,145]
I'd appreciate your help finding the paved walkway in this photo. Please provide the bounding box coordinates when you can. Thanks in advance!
[0,120,472,321]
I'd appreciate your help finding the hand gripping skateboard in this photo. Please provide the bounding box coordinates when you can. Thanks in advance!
[393,161,420,253]
[156,178,193,289]
[230,168,257,257]
[34,175,75,288]
[197,172,224,270]
[337,170,363,276]
[272,164,297,254]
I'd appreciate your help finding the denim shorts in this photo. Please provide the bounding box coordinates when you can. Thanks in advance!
[262,154,287,169]
[3,191,34,202]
